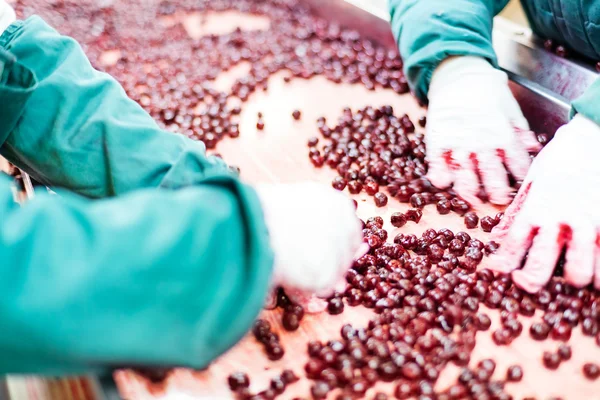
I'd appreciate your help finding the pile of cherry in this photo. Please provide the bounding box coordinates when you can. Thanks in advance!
[16,0,406,151]
[306,105,502,225]
[229,107,600,399]
[14,0,600,398]
[243,228,600,399]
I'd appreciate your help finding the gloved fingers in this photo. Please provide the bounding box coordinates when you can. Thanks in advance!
[452,152,484,208]
[503,89,541,152]
[337,229,364,278]
[512,225,562,293]
[513,125,543,153]
[274,232,335,294]
[314,260,350,298]
[264,289,277,309]
[327,201,361,288]
[315,247,355,299]
[334,243,358,289]
[335,209,365,268]
[354,242,370,260]
[477,150,512,205]
[488,219,537,274]
[501,144,532,183]
[315,242,365,299]
[492,181,533,240]
[307,187,358,289]
[307,219,361,298]
[333,278,349,294]
[502,89,530,133]
[506,107,530,131]
[563,224,595,288]
[285,288,328,313]
[313,213,361,295]
[425,146,455,190]
[259,182,364,298]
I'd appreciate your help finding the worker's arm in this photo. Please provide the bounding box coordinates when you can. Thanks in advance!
[388,0,509,101]
[572,79,600,126]
[0,180,362,376]
[0,16,228,199]
[486,79,600,293]
[0,172,273,375]
[489,115,600,293]
[388,0,541,206]
[0,17,363,375]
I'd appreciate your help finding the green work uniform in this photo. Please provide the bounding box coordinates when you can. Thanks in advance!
[0,16,273,375]
[389,0,600,126]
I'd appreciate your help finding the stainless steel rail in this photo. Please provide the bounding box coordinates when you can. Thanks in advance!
[492,18,597,135]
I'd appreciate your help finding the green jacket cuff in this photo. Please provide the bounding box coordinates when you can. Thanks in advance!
[190,175,274,365]
[0,171,274,374]
[389,0,502,103]
[571,78,600,126]
[408,45,499,104]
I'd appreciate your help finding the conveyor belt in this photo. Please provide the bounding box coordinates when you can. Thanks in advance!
[3,1,597,398]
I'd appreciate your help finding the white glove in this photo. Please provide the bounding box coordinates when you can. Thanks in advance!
[256,182,362,296]
[0,0,15,36]
[426,56,542,205]
[489,115,600,292]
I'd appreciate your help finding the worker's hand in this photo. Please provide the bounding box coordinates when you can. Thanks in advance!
[0,0,15,36]
[426,56,541,206]
[488,115,600,292]
[256,182,362,296]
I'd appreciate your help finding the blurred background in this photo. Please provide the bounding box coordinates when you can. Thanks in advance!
[371,0,529,27]
[500,0,528,26]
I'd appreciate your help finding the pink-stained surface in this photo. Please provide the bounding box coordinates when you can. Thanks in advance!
[114,11,600,400]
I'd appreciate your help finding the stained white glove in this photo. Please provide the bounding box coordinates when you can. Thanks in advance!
[256,182,362,296]
[426,56,541,205]
[489,115,600,292]
[0,0,15,36]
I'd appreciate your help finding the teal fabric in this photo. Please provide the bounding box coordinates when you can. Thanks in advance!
[519,0,600,125]
[0,16,274,374]
[0,18,230,197]
[388,0,600,124]
[521,0,600,61]
[572,78,600,126]
[388,0,510,103]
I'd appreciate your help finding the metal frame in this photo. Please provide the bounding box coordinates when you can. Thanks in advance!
[493,18,597,135]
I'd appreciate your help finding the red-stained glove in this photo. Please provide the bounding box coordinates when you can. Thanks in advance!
[489,115,600,292]
[426,56,541,205]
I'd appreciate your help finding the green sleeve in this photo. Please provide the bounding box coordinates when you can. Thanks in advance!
[0,16,229,199]
[571,78,600,126]
[388,0,510,102]
[0,172,273,375]
[0,16,274,375]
